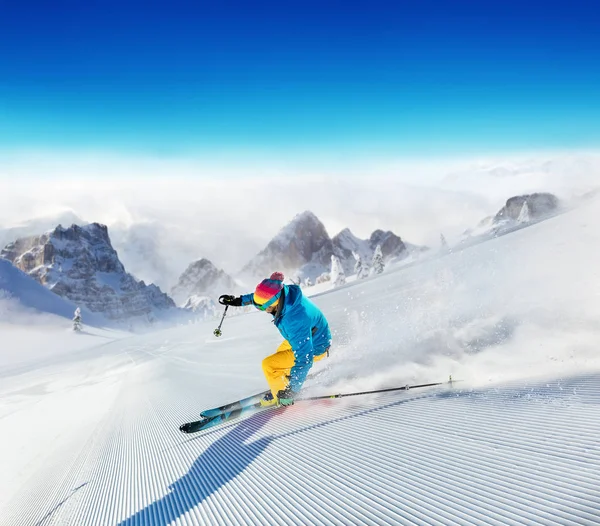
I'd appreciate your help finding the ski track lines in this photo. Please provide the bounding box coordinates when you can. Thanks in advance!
[3,375,600,526]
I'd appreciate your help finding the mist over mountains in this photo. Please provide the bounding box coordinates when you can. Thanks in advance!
[0,185,567,328]
[3,154,598,327]
[1,154,597,282]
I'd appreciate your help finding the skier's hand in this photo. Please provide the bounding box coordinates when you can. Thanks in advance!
[277,387,296,406]
[219,295,242,307]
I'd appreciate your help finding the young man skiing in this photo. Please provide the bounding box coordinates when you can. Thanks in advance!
[219,272,331,407]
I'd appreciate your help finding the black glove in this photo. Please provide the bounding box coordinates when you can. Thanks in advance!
[219,294,242,307]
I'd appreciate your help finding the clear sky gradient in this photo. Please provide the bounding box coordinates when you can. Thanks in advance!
[1,0,599,158]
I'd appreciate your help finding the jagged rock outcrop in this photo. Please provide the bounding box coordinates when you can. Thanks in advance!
[369,230,406,258]
[171,258,238,306]
[0,223,175,320]
[495,193,560,223]
[463,192,561,241]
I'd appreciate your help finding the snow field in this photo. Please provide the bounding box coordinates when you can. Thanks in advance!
[1,197,600,524]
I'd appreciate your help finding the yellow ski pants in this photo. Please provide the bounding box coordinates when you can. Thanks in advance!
[262,340,327,398]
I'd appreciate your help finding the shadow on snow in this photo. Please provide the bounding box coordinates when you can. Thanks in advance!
[118,410,279,526]
[119,373,599,525]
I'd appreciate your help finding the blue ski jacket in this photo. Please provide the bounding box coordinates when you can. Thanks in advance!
[241,284,331,391]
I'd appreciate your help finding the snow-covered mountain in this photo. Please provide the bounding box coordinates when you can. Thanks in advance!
[0,223,176,321]
[494,192,560,222]
[240,210,413,282]
[463,192,561,241]
[240,210,334,281]
[171,258,239,306]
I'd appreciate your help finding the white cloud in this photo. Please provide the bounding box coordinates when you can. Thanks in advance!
[1,149,599,287]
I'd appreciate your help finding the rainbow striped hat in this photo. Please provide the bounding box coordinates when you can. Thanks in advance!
[253,272,284,311]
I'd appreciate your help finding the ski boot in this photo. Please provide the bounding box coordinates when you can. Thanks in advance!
[259,391,278,407]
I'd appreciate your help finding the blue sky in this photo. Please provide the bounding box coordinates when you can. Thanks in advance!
[1,0,599,159]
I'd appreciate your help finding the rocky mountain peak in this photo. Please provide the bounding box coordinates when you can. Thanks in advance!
[240,210,334,279]
[0,211,86,252]
[463,192,561,241]
[331,228,407,275]
[171,258,237,306]
[1,223,175,320]
[495,193,560,223]
[271,210,330,251]
[368,230,406,257]
[290,210,320,226]
[333,228,359,244]
[1,223,122,278]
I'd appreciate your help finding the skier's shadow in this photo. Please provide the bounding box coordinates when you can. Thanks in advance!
[118,390,457,526]
[118,394,439,526]
[119,376,600,525]
[117,410,278,526]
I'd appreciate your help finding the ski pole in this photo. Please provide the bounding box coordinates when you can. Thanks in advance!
[296,378,454,403]
[213,305,228,337]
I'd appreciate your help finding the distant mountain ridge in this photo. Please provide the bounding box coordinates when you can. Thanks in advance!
[463,192,561,241]
[238,210,411,282]
[1,197,564,327]
[494,193,559,223]
[170,258,239,306]
[168,211,415,305]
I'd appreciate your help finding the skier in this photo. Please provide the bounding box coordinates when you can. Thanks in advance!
[219,272,331,407]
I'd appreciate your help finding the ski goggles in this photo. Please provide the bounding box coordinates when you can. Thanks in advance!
[253,291,281,311]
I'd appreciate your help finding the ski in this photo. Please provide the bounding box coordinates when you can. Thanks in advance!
[179,378,454,434]
[200,390,270,418]
[180,401,269,433]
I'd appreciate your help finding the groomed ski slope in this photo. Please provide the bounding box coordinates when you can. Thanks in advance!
[1,197,600,525]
